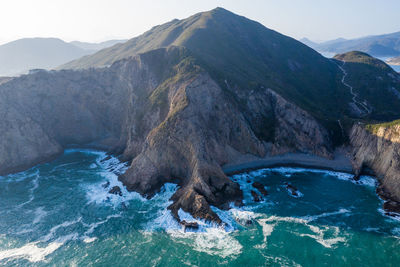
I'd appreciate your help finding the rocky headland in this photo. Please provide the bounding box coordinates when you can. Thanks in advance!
[1,8,400,223]
[350,122,400,215]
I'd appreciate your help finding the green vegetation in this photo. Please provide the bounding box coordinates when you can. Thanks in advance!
[334,51,400,121]
[59,8,400,146]
[149,51,201,114]
[366,119,400,134]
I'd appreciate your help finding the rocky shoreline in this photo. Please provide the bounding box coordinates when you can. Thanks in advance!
[223,148,400,219]
[1,8,400,224]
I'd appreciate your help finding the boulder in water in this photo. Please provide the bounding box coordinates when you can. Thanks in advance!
[284,182,299,197]
[102,181,110,188]
[252,182,268,196]
[383,200,400,215]
[181,220,199,232]
[109,186,122,196]
[251,190,262,202]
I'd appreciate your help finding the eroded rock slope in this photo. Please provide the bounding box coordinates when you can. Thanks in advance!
[0,47,331,222]
[351,123,400,202]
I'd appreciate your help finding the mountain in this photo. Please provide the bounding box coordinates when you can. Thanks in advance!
[59,8,344,122]
[70,39,127,51]
[2,8,400,223]
[0,38,126,76]
[299,37,318,48]
[333,51,400,121]
[0,38,92,76]
[312,31,400,58]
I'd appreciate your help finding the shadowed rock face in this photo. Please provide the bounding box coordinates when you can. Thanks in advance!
[0,47,332,222]
[350,124,400,202]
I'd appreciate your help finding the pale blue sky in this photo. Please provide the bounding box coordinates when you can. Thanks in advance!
[1,0,399,44]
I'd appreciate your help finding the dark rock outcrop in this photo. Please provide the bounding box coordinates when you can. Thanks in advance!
[284,182,300,197]
[251,190,262,202]
[180,220,199,232]
[109,186,122,196]
[0,46,331,223]
[253,182,268,196]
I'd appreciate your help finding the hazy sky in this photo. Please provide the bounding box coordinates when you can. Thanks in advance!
[1,0,400,45]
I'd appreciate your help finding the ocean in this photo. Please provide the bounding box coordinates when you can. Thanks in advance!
[0,150,399,266]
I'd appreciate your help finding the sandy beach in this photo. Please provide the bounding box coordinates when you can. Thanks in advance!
[222,149,354,175]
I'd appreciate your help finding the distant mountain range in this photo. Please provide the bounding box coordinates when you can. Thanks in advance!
[0,38,126,76]
[301,31,400,58]
[70,39,127,51]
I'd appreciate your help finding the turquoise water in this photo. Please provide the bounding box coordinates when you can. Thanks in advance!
[0,150,399,266]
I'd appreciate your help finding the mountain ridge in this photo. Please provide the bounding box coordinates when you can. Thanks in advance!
[0,38,126,76]
[1,8,400,223]
[308,31,400,58]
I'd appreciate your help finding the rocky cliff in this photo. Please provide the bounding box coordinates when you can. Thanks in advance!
[0,47,332,222]
[350,122,400,213]
[2,8,400,223]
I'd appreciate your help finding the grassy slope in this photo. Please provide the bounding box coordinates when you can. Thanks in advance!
[366,119,400,134]
[334,51,400,121]
[59,8,400,145]
[61,9,348,118]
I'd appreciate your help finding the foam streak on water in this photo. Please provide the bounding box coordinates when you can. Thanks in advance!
[0,151,399,266]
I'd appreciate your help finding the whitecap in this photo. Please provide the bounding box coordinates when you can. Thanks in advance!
[32,207,47,224]
[261,214,346,248]
[0,233,78,263]
[81,213,122,241]
[299,225,346,248]
[83,170,144,207]
[82,152,143,207]
[256,219,276,248]
[41,217,82,242]
[392,227,400,237]
[16,174,40,208]
[253,167,377,187]
[64,148,105,156]
[378,208,400,222]
[82,237,97,243]
[144,183,181,231]
[6,168,40,182]
[364,227,380,233]
[96,153,128,175]
[168,227,243,259]
[300,208,351,221]
[142,184,243,259]
[89,163,97,169]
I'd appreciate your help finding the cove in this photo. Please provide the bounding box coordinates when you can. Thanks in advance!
[0,150,399,266]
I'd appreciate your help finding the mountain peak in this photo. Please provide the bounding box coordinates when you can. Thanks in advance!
[334,51,392,70]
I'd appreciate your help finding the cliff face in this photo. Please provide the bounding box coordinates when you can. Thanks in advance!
[0,47,332,222]
[350,123,400,202]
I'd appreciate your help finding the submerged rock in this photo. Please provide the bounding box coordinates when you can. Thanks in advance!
[109,186,122,196]
[180,220,199,232]
[251,190,262,202]
[102,155,112,162]
[252,182,268,196]
[284,182,299,197]
[383,201,400,215]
